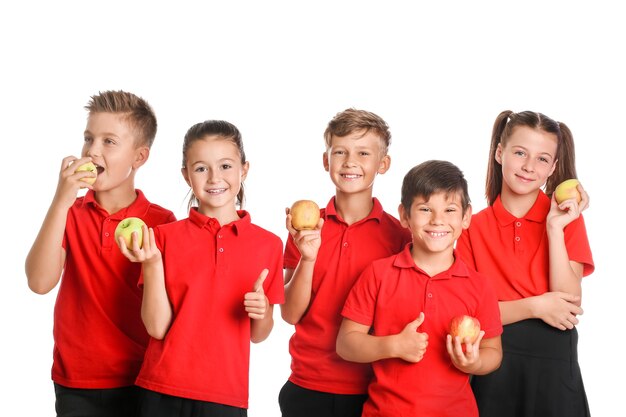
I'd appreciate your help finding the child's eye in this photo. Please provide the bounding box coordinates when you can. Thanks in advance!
[539,157,550,163]
[84,136,93,143]
[359,151,370,156]
[104,138,115,145]
[514,150,526,157]
[418,207,431,212]
[221,164,232,170]
[194,166,207,173]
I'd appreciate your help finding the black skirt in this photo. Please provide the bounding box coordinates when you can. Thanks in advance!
[471,319,590,417]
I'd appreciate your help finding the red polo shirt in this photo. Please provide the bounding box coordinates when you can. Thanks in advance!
[342,246,503,417]
[54,189,175,388]
[284,197,412,394]
[456,192,594,301]
[135,208,284,408]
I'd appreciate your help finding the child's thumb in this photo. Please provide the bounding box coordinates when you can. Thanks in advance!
[411,312,425,330]
[253,269,269,293]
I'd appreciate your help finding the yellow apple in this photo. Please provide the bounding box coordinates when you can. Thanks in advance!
[449,315,481,344]
[554,179,581,204]
[76,161,97,186]
[290,200,320,230]
[115,217,146,249]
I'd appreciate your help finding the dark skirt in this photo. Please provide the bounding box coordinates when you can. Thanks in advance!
[471,319,590,417]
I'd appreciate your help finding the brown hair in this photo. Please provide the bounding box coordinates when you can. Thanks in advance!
[323,108,391,154]
[485,110,577,205]
[84,90,157,148]
[182,120,247,210]
[401,160,471,214]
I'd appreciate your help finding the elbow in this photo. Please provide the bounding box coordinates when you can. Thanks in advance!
[142,317,171,340]
[280,307,301,325]
[336,335,350,361]
[27,277,55,295]
[145,325,168,340]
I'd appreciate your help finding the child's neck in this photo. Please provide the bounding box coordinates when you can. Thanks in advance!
[410,247,454,277]
[197,205,240,227]
[94,184,137,215]
[334,190,374,225]
[500,187,540,218]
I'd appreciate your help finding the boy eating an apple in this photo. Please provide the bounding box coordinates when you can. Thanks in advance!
[336,160,503,417]
[25,90,175,417]
[279,108,412,417]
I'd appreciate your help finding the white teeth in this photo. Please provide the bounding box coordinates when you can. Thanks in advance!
[208,189,225,194]
[342,174,360,179]
[430,232,447,237]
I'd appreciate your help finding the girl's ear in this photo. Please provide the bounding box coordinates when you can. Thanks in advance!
[495,143,503,164]
[241,161,250,182]
[181,167,191,187]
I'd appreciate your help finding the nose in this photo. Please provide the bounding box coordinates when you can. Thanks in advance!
[207,168,221,183]
[342,153,357,168]
[84,140,101,158]
[430,211,444,225]
[522,158,535,173]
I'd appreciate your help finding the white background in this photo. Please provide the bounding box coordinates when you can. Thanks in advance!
[1,1,622,415]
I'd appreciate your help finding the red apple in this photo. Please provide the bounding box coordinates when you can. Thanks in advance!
[290,200,320,230]
[554,178,581,204]
[449,315,481,344]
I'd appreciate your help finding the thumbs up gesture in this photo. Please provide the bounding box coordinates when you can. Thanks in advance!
[394,312,429,363]
[244,269,270,320]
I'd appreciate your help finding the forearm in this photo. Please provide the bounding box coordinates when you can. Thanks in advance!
[547,227,582,299]
[498,299,537,325]
[470,345,503,375]
[25,202,69,294]
[141,261,172,340]
[281,261,315,324]
[251,304,274,343]
[337,328,395,363]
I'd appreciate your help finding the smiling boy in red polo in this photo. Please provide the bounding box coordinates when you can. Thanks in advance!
[279,109,412,417]
[337,160,503,417]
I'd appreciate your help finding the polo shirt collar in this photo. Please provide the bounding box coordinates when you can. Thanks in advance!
[492,191,550,226]
[188,207,251,235]
[323,196,384,223]
[393,244,471,279]
[81,189,152,220]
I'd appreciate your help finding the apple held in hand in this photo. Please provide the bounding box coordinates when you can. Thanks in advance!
[449,315,481,344]
[290,200,321,231]
[554,179,581,204]
[76,161,97,186]
[115,217,146,249]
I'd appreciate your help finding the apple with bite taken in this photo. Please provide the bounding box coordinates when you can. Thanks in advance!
[290,200,320,231]
[76,161,97,186]
[115,217,146,249]
[554,178,581,204]
[449,315,481,345]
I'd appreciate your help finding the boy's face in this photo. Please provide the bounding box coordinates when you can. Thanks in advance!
[399,190,471,257]
[82,112,148,191]
[323,130,390,195]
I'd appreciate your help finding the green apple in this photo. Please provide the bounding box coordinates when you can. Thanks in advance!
[115,217,146,249]
[76,161,97,186]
